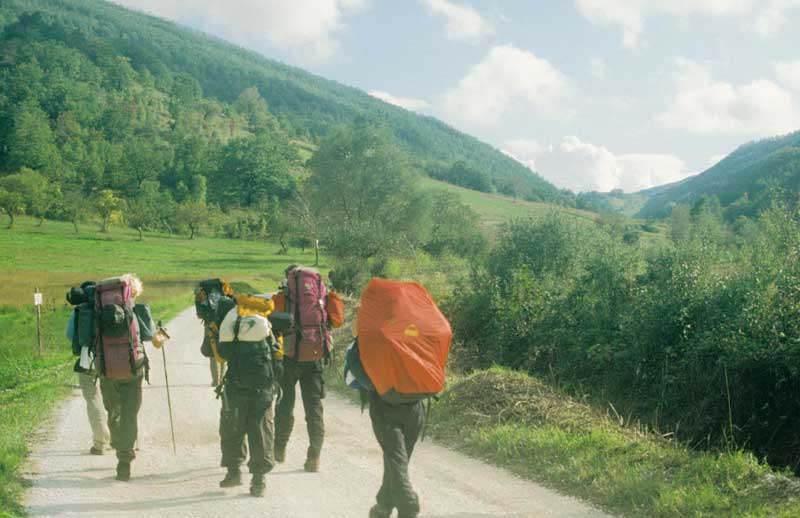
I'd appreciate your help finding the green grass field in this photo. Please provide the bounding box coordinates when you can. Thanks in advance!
[0,217,318,517]
[419,177,598,233]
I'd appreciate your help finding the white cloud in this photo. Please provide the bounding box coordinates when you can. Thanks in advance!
[775,60,800,91]
[504,136,695,193]
[113,0,368,61]
[588,57,609,78]
[368,90,429,112]
[443,45,571,126]
[573,0,800,48]
[755,1,800,37]
[419,0,494,41]
[659,58,800,137]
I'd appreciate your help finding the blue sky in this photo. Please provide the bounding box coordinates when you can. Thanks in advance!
[114,0,800,193]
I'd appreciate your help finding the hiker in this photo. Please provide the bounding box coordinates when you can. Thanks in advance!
[273,264,343,472]
[216,294,282,497]
[95,274,157,482]
[344,279,452,518]
[194,279,235,387]
[65,281,110,455]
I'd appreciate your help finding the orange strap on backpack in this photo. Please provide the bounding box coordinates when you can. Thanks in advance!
[327,292,345,329]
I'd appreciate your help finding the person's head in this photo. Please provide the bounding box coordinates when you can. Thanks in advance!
[120,273,143,299]
[284,264,299,276]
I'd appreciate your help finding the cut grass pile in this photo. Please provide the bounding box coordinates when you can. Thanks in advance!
[0,218,318,517]
[429,367,800,517]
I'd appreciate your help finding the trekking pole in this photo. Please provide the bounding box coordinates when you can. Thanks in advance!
[157,320,177,454]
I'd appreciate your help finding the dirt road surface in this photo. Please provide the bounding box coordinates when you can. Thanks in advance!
[25,308,610,518]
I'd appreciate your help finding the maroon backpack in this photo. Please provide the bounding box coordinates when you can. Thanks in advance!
[95,277,140,379]
[284,267,331,362]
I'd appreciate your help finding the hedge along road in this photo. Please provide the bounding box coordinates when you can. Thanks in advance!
[24,308,610,518]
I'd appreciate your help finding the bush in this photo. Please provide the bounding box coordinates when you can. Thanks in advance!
[449,203,800,470]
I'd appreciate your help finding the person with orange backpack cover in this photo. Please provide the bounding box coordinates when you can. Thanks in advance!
[345,278,452,518]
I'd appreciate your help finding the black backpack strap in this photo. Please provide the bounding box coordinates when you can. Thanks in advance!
[123,284,136,377]
[293,273,302,360]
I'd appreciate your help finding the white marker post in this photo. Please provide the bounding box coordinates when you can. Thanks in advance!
[34,288,43,356]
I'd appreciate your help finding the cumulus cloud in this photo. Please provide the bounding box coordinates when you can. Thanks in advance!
[574,0,800,48]
[113,0,368,61]
[419,0,493,41]
[443,45,571,126]
[504,136,696,193]
[368,90,429,112]
[775,60,800,91]
[659,58,800,137]
[755,1,800,37]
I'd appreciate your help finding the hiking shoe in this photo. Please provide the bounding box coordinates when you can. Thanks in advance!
[274,447,285,463]
[250,474,265,498]
[369,505,392,518]
[89,446,104,455]
[303,457,319,473]
[219,468,242,488]
[115,461,131,482]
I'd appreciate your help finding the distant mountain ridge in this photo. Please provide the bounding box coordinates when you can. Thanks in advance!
[636,131,800,219]
[0,0,574,206]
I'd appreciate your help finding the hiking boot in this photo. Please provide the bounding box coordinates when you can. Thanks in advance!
[369,504,392,518]
[219,468,242,488]
[303,457,319,473]
[250,474,265,497]
[115,461,131,482]
[274,447,285,463]
[89,446,104,455]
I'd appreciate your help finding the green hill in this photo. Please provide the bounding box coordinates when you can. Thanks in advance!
[0,0,572,206]
[637,131,800,220]
[421,177,597,234]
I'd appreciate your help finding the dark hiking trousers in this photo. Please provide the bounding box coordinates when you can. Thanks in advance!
[274,358,325,460]
[100,373,144,463]
[369,394,424,518]
[220,385,275,474]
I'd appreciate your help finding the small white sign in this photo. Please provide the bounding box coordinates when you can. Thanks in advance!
[34,293,43,306]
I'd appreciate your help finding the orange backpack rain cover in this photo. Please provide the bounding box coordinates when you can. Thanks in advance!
[356,278,452,400]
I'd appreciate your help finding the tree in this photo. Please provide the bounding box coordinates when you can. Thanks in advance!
[0,184,25,228]
[19,168,59,226]
[670,205,692,243]
[126,181,162,240]
[423,191,486,258]
[60,187,91,234]
[93,189,125,232]
[0,170,55,228]
[307,120,427,263]
[176,200,210,239]
[7,100,62,176]
[214,134,298,207]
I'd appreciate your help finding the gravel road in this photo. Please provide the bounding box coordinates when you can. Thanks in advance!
[25,307,610,518]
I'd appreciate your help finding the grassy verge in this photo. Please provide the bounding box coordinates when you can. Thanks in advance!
[0,218,319,517]
[427,368,800,518]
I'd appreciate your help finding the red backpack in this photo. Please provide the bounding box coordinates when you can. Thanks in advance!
[95,277,140,380]
[284,267,331,362]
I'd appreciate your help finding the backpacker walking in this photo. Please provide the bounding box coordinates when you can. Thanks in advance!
[273,265,343,472]
[345,279,452,518]
[94,274,157,481]
[216,293,283,497]
[194,279,235,387]
[65,281,110,455]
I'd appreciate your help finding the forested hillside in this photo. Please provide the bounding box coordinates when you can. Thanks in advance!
[637,131,800,220]
[0,0,573,207]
